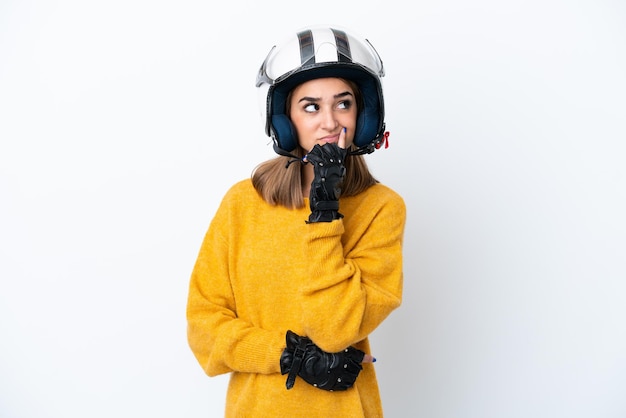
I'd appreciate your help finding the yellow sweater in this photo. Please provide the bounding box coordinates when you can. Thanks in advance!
[187,179,406,417]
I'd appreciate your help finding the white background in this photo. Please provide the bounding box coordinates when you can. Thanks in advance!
[1,0,625,417]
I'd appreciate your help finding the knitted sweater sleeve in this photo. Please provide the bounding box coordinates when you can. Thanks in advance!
[186,187,284,377]
[300,186,406,353]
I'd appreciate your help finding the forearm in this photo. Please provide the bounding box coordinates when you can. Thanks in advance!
[187,301,284,376]
[300,265,402,352]
[186,221,285,377]
[299,194,405,352]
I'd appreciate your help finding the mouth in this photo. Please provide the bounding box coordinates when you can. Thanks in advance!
[319,134,340,143]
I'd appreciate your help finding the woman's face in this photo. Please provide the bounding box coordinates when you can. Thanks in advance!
[288,77,357,152]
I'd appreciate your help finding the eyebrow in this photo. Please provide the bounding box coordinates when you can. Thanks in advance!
[297,91,354,103]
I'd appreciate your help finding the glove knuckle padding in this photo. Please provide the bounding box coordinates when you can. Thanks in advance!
[281,330,365,391]
[306,143,348,223]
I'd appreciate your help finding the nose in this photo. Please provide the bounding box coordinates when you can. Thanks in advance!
[320,107,339,131]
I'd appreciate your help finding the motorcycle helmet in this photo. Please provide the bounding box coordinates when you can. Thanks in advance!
[256,25,387,156]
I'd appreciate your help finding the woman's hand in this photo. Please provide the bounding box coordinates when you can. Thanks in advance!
[280,330,371,391]
[338,126,347,149]
[362,354,376,363]
[304,134,348,223]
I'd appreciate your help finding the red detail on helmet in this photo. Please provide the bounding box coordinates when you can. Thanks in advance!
[375,131,390,149]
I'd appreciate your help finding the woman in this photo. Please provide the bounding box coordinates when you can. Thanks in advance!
[186,25,406,417]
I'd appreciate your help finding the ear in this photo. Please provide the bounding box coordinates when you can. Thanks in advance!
[354,106,380,147]
[271,114,298,152]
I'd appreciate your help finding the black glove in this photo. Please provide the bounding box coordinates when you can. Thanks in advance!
[305,143,348,223]
[280,330,365,391]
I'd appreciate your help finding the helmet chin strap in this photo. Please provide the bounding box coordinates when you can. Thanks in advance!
[273,143,306,168]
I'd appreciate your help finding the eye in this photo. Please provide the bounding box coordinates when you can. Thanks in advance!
[337,100,353,110]
[303,103,319,113]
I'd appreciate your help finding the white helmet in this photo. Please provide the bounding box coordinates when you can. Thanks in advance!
[256,25,387,156]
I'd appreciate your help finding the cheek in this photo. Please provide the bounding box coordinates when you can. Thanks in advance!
[292,119,315,148]
[292,117,313,139]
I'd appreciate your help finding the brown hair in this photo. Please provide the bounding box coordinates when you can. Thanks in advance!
[251,149,378,209]
[251,79,378,209]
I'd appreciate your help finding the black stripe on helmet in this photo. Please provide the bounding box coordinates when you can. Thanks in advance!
[331,28,351,63]
[297,30,315,66]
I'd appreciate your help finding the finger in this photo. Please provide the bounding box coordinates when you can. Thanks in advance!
[362,354,376,363]
[338,127,346,149]
[302,147,313,163]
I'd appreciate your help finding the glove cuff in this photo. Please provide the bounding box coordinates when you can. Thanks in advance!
[311,200,340,211]
[306,210,343,224]
[281,330,311,390]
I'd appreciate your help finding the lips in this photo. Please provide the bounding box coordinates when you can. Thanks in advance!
[320,134,340,143]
